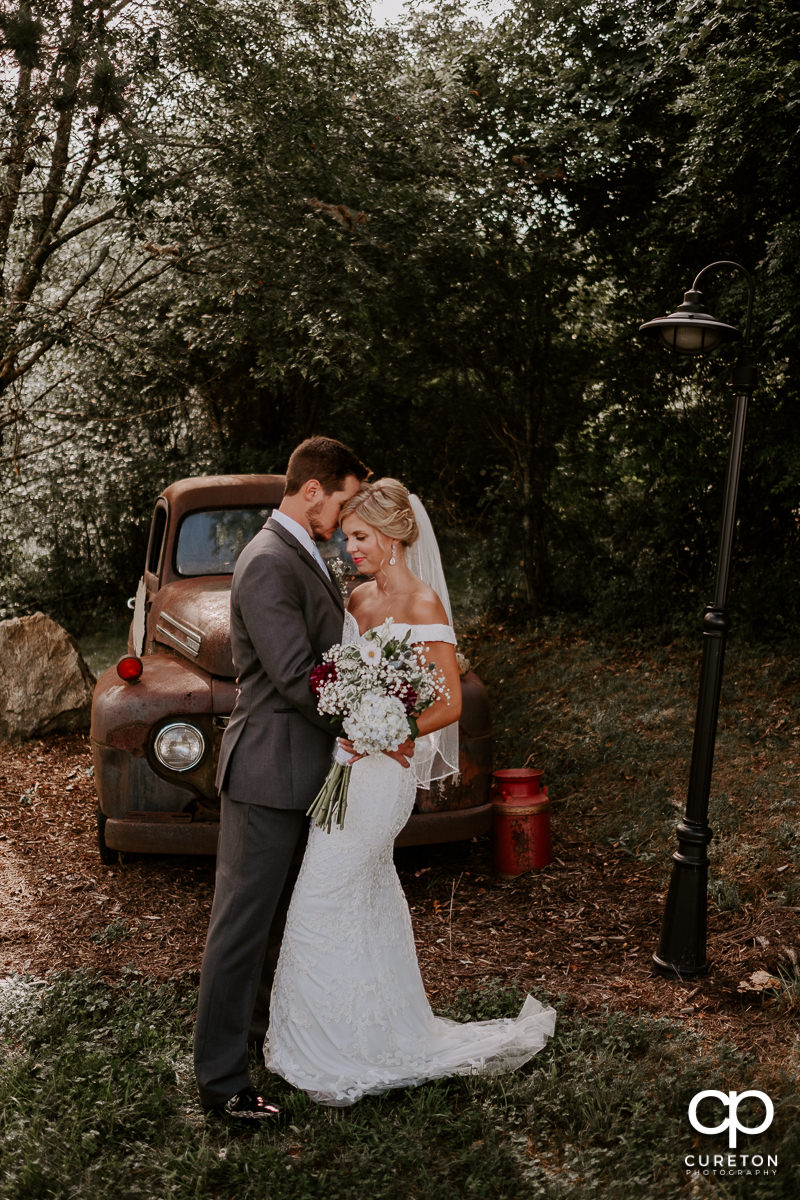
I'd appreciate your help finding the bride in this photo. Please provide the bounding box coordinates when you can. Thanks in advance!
[264,479,555,1105]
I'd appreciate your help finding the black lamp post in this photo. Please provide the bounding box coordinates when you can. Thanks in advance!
[639,261,757,977]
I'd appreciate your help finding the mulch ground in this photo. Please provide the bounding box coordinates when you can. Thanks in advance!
[1,732,797,1057]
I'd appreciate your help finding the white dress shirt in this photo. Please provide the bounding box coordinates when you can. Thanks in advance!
[272,509,330,576]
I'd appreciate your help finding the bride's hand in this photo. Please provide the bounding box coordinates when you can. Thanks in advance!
[337,737,366,766]
[337,737,415,768]
[383,737,415,769]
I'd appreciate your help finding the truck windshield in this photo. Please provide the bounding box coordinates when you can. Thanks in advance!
[175,508,272,576]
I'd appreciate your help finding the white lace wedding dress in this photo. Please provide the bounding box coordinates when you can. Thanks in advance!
[264,613,556,1106]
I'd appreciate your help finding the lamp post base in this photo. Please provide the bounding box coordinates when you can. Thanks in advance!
[652,837,711,977]
[652,953,710,980]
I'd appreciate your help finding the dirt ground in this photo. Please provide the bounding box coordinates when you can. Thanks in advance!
[1,732,797,1057]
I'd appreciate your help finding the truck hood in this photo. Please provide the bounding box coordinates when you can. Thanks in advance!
[150,577,234,679]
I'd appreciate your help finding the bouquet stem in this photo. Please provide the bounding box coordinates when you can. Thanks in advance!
[307,761,352,832]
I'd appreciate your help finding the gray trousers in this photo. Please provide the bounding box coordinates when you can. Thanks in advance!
[193,794,307,1107]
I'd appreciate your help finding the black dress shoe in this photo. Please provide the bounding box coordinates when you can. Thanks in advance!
[206,1086,281,1125]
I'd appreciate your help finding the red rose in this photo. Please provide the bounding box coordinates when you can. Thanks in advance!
[393,681,418,714]
[310,661,338,695]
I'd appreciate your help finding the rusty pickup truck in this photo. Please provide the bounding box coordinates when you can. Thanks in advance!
[91,475,493,861]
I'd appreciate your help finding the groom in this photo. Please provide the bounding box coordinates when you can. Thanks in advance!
[194,436,369,1123]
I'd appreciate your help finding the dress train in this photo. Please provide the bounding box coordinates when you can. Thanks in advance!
[265,623,555,1105]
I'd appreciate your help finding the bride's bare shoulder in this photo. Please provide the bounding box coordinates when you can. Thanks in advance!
[406,582,448,627]
[346,580,377,617]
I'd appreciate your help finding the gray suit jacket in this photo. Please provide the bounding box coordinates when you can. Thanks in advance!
[215,517,344,809]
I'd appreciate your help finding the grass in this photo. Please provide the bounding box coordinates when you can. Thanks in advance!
[6,619,797,1195]
[466,623,800,905]
[1,972,798,1200]
[79,617,130,679]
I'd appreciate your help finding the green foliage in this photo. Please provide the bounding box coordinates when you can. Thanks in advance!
[1,1,798,638]
[468,623,800,892]
[1,970,798,1199]
[0,7,45,69]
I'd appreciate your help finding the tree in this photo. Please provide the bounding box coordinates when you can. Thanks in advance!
[0,0,195,465]
[560,0,800,635]
[2,0,798,636]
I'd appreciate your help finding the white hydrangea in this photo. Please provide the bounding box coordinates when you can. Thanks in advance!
[343,692,411,755]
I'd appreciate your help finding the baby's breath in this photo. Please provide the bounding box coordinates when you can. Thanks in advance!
[307,619,450,831]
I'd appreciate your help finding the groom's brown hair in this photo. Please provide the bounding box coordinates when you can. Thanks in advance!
[284,436,370,496]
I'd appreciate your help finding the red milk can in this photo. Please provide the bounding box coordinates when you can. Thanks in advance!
[491,767,552,879]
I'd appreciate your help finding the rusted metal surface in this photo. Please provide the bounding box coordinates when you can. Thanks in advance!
[91,655,214,749]
[105,814,220,856]
[92,472,494,857]
[396,802,493,847]
[457,670,492,739]
[414,672,492,813]
[211,678,237,715]
[150,578,234,678]
[104,801,494,856]
[154,474,285,591]
[491,768,552,877]
[92,744,198,819]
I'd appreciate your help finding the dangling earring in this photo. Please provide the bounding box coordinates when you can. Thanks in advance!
[389,543,396,566]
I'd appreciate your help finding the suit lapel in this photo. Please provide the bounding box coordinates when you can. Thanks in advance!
[265,517,344,611]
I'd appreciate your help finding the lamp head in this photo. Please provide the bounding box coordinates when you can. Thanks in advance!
[639,287,741,354]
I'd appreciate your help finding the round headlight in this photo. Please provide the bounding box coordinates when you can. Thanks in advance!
[153,723,205,772]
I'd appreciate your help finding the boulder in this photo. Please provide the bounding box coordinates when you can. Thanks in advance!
[0,613,95,741]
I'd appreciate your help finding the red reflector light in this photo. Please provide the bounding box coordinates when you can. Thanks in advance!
[116,655,144,682]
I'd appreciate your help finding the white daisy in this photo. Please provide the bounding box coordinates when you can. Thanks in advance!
[359,641,383,666]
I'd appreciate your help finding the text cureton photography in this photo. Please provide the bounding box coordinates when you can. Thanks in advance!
[684,1089,779,1179]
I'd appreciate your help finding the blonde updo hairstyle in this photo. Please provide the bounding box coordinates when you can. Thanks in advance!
[340,478,419,548]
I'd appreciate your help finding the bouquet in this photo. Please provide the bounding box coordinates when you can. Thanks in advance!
[307,618,450,832]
